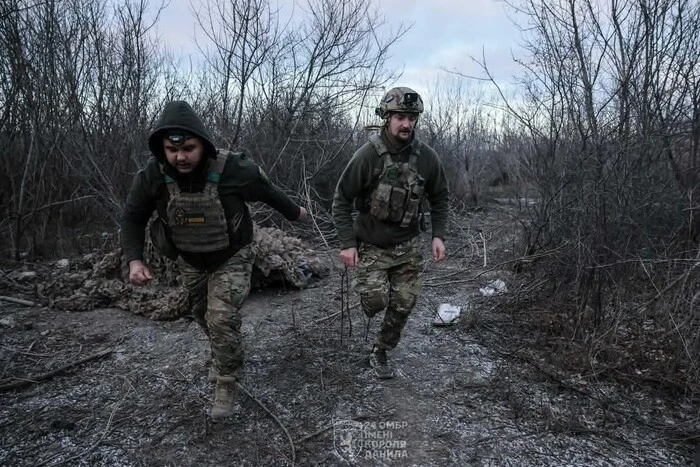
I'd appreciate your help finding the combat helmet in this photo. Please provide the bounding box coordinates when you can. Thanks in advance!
[375,87,424,118]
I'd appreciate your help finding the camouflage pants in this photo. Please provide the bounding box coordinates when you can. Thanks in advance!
[177,246,254,378]
[353,237,423,350]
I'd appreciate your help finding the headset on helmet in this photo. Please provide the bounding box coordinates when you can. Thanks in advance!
[375,87,424,118]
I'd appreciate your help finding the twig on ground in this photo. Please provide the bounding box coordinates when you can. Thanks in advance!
[0,345,53,358]
[315,310,341,324]
[480,232,487,267]
[0,348,114,391]
[314,303,360,325]
[236,381,296,465]
[0,295,39,307]
[295,424,335,445]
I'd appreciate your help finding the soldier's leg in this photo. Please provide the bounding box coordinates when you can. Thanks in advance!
[177,257,209,332]
[376,245,423,350]
[206,245,254,379]
[178,258,216,380]
[352,243,391,318]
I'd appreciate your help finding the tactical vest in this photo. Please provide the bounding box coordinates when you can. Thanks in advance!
[162,151,230,253]
[367,135,425,228]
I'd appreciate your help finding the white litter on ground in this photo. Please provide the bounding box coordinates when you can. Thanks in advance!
[432,303,462,326]
[479,279,507,296]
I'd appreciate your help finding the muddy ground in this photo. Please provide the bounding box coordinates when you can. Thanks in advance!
[0,203,697,466]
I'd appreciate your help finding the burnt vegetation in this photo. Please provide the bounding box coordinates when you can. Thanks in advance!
[1,0,699,464]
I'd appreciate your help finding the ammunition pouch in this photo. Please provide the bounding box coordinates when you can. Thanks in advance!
[370,183,391,220]
[367,135,426,228]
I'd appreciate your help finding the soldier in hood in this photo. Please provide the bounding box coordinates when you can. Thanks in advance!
[121,101,308,419]
[332,87,449,379]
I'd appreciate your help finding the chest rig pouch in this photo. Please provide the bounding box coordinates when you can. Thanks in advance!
[163,152,230,253]
[368,135,425,228]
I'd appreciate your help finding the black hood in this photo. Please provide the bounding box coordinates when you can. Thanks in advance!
[148,101,216,162]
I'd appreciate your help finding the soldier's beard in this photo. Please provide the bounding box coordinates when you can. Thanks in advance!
[386,128,413,148]
[396,129,411,141]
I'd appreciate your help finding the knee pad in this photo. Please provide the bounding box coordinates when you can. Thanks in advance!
[361,292,388,318]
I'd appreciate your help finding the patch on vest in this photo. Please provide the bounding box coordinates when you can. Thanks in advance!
[386,166,399,181]
[174,209,206,225]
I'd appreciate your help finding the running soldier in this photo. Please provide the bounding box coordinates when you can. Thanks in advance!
[332,87,449,378]
[121,101,308,418]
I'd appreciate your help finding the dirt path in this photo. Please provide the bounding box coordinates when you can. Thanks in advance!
[0,205,695,466]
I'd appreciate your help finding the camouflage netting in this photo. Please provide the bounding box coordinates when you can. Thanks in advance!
[33,224,328,320]
[251,226,327,289]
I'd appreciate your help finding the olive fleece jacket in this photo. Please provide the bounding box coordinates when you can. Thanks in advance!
[121,101,300,271]
[332,130,449,249]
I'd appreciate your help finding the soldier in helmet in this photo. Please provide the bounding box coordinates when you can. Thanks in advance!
[121,101,309,418]
[332,87,449,378]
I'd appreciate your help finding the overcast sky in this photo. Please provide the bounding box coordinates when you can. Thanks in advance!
[375,0,524,95]
[157,0,526,102]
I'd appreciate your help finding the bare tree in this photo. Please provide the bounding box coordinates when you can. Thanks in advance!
[191,0,406,215]
[0,0,170,259]
[194,0,279,145]
[492,0,700,390]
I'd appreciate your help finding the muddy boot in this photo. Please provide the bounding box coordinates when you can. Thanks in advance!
[210,376,236,419]
[369,345,394,379]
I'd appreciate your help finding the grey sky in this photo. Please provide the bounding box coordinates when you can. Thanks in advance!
[377,1,523,94]
[157,0,525,101]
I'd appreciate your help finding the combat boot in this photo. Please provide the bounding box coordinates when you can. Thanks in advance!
[210,376,237,419]
[369,345,394,379]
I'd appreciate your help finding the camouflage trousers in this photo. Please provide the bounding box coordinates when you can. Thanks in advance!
[353,237,423,350]
[177,246,254,378]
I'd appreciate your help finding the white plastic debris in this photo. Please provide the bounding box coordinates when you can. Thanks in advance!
[0,317,16,328]
[56,259,70,269]
[479,279,507,296]
[432,303,462,326]
[16,271,37,280]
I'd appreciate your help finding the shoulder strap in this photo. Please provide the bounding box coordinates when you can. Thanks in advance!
[370,134,390,158]
[409,140,421,170]
[204,150,229,194]
[403,140,422,183]
[369,134,396,182]
[160,162,180,197]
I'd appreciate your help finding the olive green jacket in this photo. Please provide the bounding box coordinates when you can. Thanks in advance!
[121,101,300,271]
[332,131,449,249]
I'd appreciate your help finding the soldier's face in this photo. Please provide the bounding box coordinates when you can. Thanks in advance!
[163,137,204,174]
[387,112,418,142]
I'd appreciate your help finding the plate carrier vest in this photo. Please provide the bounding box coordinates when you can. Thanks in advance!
[161,150,231,253]
[367,135,425,228]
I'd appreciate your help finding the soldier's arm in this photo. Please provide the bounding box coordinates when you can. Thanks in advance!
[120,165,159,264]
[424,150,449,241]
[332,149,370,250]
